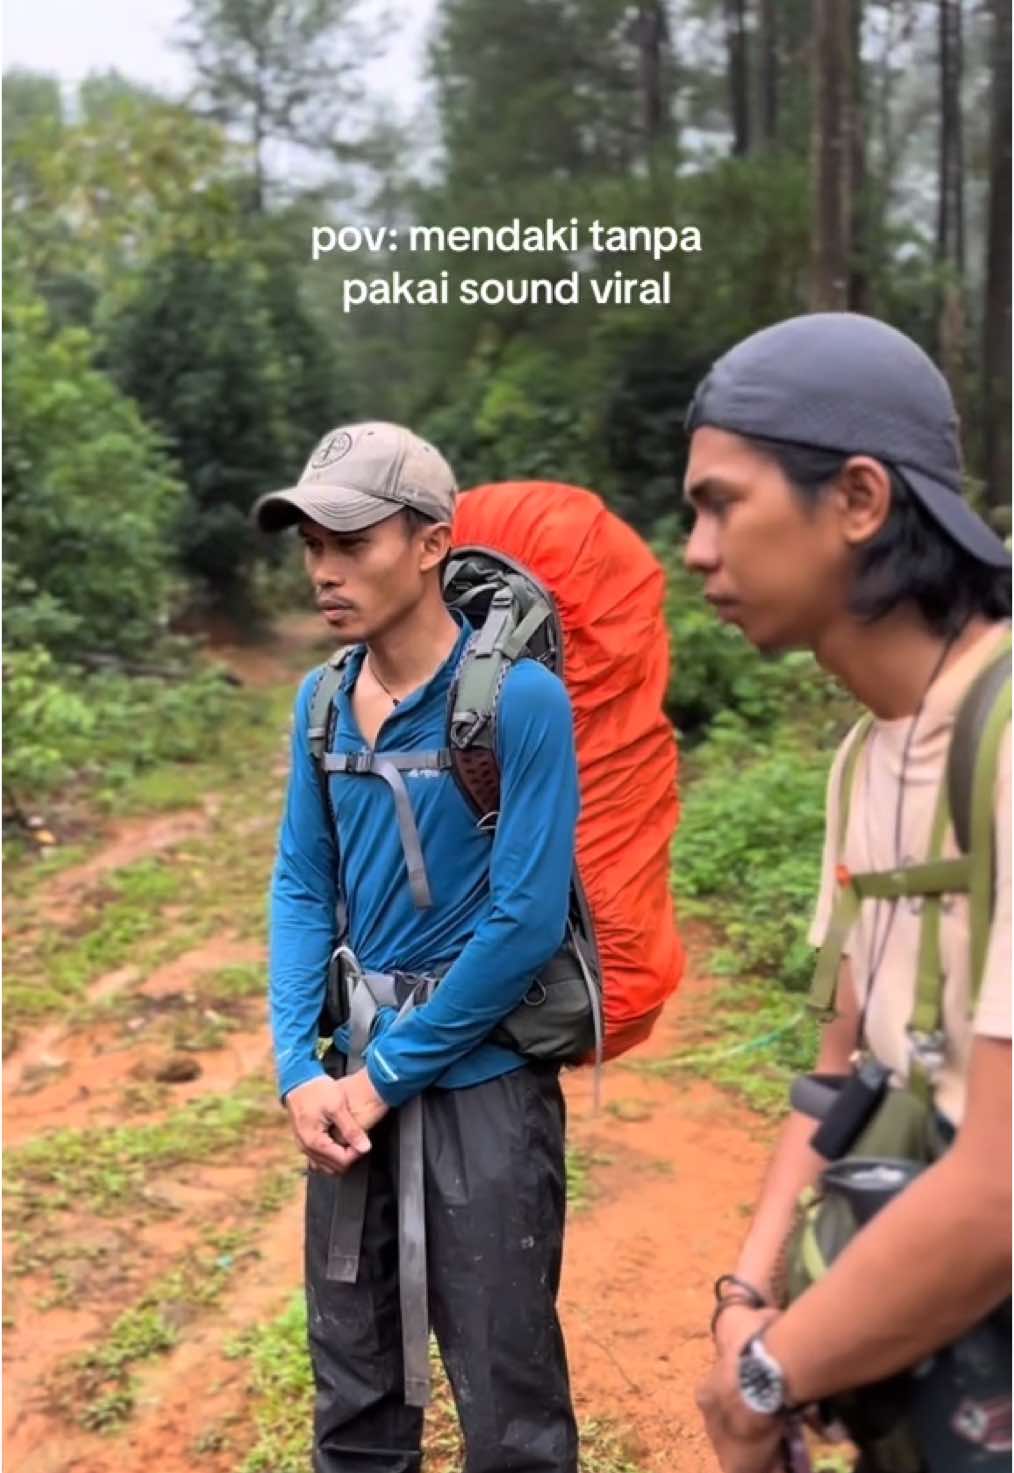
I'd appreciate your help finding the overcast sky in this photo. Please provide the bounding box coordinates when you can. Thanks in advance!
[2,0,434,110]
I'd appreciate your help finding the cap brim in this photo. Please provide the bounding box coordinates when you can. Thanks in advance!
[897,466,1012,570]
[252,485,403,534]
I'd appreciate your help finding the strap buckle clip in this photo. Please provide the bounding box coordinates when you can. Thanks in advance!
[450,710,490,749]
[907,1027,946,1075]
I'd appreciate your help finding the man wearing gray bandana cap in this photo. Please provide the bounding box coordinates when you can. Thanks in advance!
[683,314,1011,1473]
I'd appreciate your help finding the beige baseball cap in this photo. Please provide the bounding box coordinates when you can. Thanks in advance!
[253,421,457,533]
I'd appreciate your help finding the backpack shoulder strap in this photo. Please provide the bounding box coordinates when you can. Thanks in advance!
[947,638,1011,1002]
[807,716,875,1019]
[308,646,356,844]
[947,639,1012,855]
[447,589,554,823]
[307,648,355,941]
[308,647,354,771]
[835,714,874,854]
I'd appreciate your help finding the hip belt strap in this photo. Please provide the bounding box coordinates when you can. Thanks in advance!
[324,963,440,1408]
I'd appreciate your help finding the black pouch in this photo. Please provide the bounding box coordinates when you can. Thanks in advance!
[490,944,597,1064]
[805,1058,891,1161]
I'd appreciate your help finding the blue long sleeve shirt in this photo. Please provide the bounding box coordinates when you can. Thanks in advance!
[269,615,580,1108]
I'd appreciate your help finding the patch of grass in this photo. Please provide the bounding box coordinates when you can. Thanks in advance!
[67,1240,250,1430]
[80,1385,137,1432]
[2,841,90,896]
[106,766,211,814]
[232,1297,644,1473]
[227,1295,313,1473]
[3,680,288,1045]
[5,1079,278,1218]
[3,855,188,1044]
[630,979,817,1116]
[119,1080,173,1114]
[250,1164,303,1217]
[579,1420,645,1473]
[202,963,267,1002]
[170,1007,230,1053]
[566,1144,596,1210]
[675,730,832,996]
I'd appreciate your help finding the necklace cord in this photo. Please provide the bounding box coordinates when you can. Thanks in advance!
[367,654,400,706]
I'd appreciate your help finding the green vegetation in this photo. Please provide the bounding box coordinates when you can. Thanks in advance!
[3,682,286,1048]
[633,981,816,1118]
[676,736,833,994]
[5,1082,278,1218]
[662,561,844,740]
[231,1296,643,1473]
[665,569,858,1109]
[565,1144,597,1210]
[68,1230,254,1430]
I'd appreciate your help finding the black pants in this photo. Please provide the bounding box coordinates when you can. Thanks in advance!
[304,1065,578,1473]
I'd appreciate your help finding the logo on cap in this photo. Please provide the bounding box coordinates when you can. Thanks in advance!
[309,430,353,470]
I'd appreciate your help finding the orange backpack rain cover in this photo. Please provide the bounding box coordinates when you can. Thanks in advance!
[453,482,684,1058]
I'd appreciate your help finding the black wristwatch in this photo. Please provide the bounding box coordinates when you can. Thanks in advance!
[737,1333,795,1418]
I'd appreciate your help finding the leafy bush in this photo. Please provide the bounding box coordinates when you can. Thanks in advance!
[675,725,832,993]
[661,553,842,740]
[3,291,184,661]
[2,646,239,809]
[106,244,354,602]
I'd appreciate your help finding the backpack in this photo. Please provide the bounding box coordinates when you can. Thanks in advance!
[780,635,1011,1471]
[307,480,685,1068]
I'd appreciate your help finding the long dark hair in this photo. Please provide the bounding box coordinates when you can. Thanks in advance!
[747,437,1011,636]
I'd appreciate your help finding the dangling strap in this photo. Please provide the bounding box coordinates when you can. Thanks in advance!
[966,657,1011,1004]
[308,649,354,940]
[322,750,452,910]
[908,780,963,1099]
[324,961,443,1409]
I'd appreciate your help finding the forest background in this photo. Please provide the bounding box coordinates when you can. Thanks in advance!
[3,5,1012,1463]
[4,0,1011,1014]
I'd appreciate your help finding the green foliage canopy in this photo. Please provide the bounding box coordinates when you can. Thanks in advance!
[3,292,184,659]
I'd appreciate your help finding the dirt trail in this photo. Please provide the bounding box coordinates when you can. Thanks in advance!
[4,619,778,1473]
[562,964,774,1470]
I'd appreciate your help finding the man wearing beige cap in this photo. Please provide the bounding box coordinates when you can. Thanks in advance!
[255,422,581,1472]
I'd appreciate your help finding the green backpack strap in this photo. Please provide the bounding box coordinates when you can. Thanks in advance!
[808,716,874,1019]
[947,639,1012,1005]
[808,638,1011,1039]
[448,587,553,821]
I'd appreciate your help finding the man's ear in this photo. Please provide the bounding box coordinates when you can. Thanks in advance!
[833,456,894,548]
[418,521,453,574]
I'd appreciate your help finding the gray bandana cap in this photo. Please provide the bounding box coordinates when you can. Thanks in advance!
[253,421,457,534]
[686,312,1011,570]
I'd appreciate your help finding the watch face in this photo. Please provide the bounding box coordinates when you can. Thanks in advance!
[738,1338,785,1417]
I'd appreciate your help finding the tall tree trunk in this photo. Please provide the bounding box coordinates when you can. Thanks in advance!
[724,0,750,156]
[936,0,966,427]
[636,1,668,151]
[936,0,965,274]
[250,46,267,215]
[811,0,855,310]
[983,0,1012,515]
[849,0,869,311]
[758,0,779,147]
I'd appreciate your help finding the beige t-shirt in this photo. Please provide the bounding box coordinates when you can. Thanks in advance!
[809,624,1011,1126]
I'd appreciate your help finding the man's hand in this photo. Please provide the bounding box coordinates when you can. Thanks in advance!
[698,1307,786,1473]
[284,1072,388,1175]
